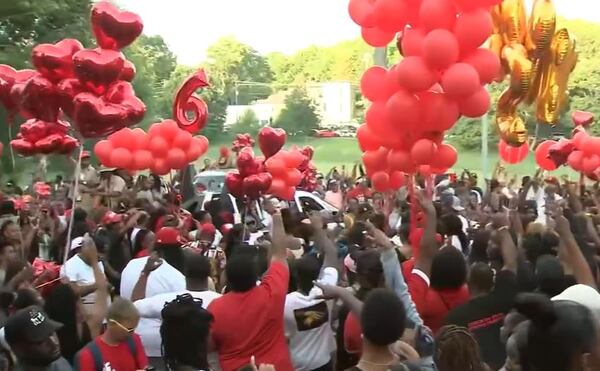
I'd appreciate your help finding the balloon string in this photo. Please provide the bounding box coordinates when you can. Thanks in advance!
[408,174,417,253]
[7,117,15,170]
[64,142,84,264]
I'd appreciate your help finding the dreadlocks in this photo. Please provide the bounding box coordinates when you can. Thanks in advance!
[435,325,489,371]
[160,294,213,371]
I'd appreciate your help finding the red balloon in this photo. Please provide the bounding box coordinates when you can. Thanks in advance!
[133,150,153,170]
[94,140,113,164]
[453,9,493,54]
[173,130,193,151]
[375,0,409,33]
[225,172,245,199]
[348,0,378,27]
[279,186,296,201]
[572,131,588,150]
[156,119,180,143]
[388,150,414,173]
[193,136,209,158]
[396,57,437,92]
[423,29,460,70]
[363,147,389,172]
[91,1,144,50]
[120,60,136,81]
[0,66,37,113]
[498,140,529,164]
[572,111,594,127]
[568,151,584,171]
[132,127,149,150]
[172,69,209,134]
[166,148,187,169]
[357,124,381,152]
[400,27,426,57]
[104,81,146,126]
[386,64,402,93]
[582,155,600,174]
[237,147,260,177]
[265,157,287,176]
[366,102,393,136]
[110,147,132,169]
[385,90,420,131]
[258,127,286,158]
[151,158,170,176]
[286,169,303,186]
[72,92,130,138]
[72,48,125,95]
[283,149,306,168]
[420,91,460,131]
[243,173,273,200]
[411,139,438,165]
[109,128,134,149]
[441,63,481,98]
[31,39,83,82]
[149,136,169,157]
[459,87,490,118]
[389,171,405,189]
[453,0,492,11]
[371,172,391,192]
[362,27,395,47]
[535,140,558,171]
[432,144,458,169]
[462,48,501,84]
[419,0,457,31]
[19,76,60,122]
[361,66,391,102]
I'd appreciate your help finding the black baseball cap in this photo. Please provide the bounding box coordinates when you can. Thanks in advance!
[4,306,62,345]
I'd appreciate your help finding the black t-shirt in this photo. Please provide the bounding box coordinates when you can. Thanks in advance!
[445,270,518,371]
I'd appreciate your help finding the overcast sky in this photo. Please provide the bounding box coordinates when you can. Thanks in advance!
[119,0,600,65]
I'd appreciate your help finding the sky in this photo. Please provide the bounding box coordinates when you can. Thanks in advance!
[119,0,600,66]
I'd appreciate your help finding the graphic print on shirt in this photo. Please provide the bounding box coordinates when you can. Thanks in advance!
[294,301,328,331]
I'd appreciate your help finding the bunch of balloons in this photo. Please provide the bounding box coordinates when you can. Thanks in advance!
[225,147,273,200]
[0,1,146,158]
[265,148,306,200]
[33,182,52,198]
[231,133,255,153]
[94,120,209,175]
[297,146,318,192]
[491,0,577,147]
[351,0,500,191]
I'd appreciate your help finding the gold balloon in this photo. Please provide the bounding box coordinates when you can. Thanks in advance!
[491,0,577,146]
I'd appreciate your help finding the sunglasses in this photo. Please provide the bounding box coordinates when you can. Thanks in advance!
[109,319,136,333]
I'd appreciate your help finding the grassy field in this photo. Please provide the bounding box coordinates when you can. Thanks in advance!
[202,137,576,179]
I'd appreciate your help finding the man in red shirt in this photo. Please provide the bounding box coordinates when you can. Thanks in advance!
[208,210,292,371]
[346,179,373,203]
[75,298,148,371]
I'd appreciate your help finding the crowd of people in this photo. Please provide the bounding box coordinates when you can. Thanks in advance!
[0,153,599,371]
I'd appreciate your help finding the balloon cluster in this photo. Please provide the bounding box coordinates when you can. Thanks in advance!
[351,0,500,192]
[0,1,146,157]
[231,133,255,153]
[94,120,209,175]
[225,128,311,201]
[297,146,318,192]
[491,0,578,146]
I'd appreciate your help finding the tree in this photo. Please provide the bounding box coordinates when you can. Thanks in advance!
[274,88,320,136]
[204,36,273,105]
[230,109,261,136]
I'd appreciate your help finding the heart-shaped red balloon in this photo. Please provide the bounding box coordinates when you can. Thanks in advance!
[11,139,35,156]
[243,173,273,200]
[59,136,79,154]
[73,48,125,95]
[73,92,129,138]
[548,138,576,167]
[105,81,146,125]
[237,147,261,177]
[91,2,144,50]
[225,172,244,199]
[20,119,51,143]
[32,38,83,82]
[258,127,287,158]
[0,66,37,113]
[56,78,86,118]
[35,134,65,154]
[120,60,136,81]
[20,76,61,122]
[572,111,594,127]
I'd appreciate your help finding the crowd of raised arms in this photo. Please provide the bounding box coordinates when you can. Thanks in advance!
[0,153,599,371]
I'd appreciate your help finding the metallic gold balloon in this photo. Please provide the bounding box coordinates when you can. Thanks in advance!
[491,0,577,147]
[536,29,578,124]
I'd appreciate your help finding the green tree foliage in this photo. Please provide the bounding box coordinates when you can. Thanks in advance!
[204,36,273,105]
[231,109,261,136]
[274,88,320,136]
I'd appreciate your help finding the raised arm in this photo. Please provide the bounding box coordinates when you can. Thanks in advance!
[492,212,517,273]
[270,209,288,264]
[414,192,437,277]
[309,212,338,270]
[554,210,596,288]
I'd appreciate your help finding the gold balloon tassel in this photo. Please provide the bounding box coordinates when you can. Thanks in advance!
[496,88,528,146]
[500,0,528,45]
[536,29,578,124]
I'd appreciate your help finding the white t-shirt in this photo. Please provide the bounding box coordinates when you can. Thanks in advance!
[284,267,338,371]
[120,257,186,357]
[134,290,221,360]
[60,255,107,305]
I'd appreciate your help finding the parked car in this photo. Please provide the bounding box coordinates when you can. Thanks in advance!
[313,129,339,138]
[185,170,339,227]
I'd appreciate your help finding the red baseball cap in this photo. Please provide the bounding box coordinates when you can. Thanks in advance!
[81,151,91,159]
[156,227,183,245]
[199,223,217,237]
[102,211,123,225]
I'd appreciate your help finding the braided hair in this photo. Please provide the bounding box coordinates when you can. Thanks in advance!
[435,325,488,371]
[160,294,214,371]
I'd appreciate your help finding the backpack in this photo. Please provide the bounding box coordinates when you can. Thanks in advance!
[77,336,138,371]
